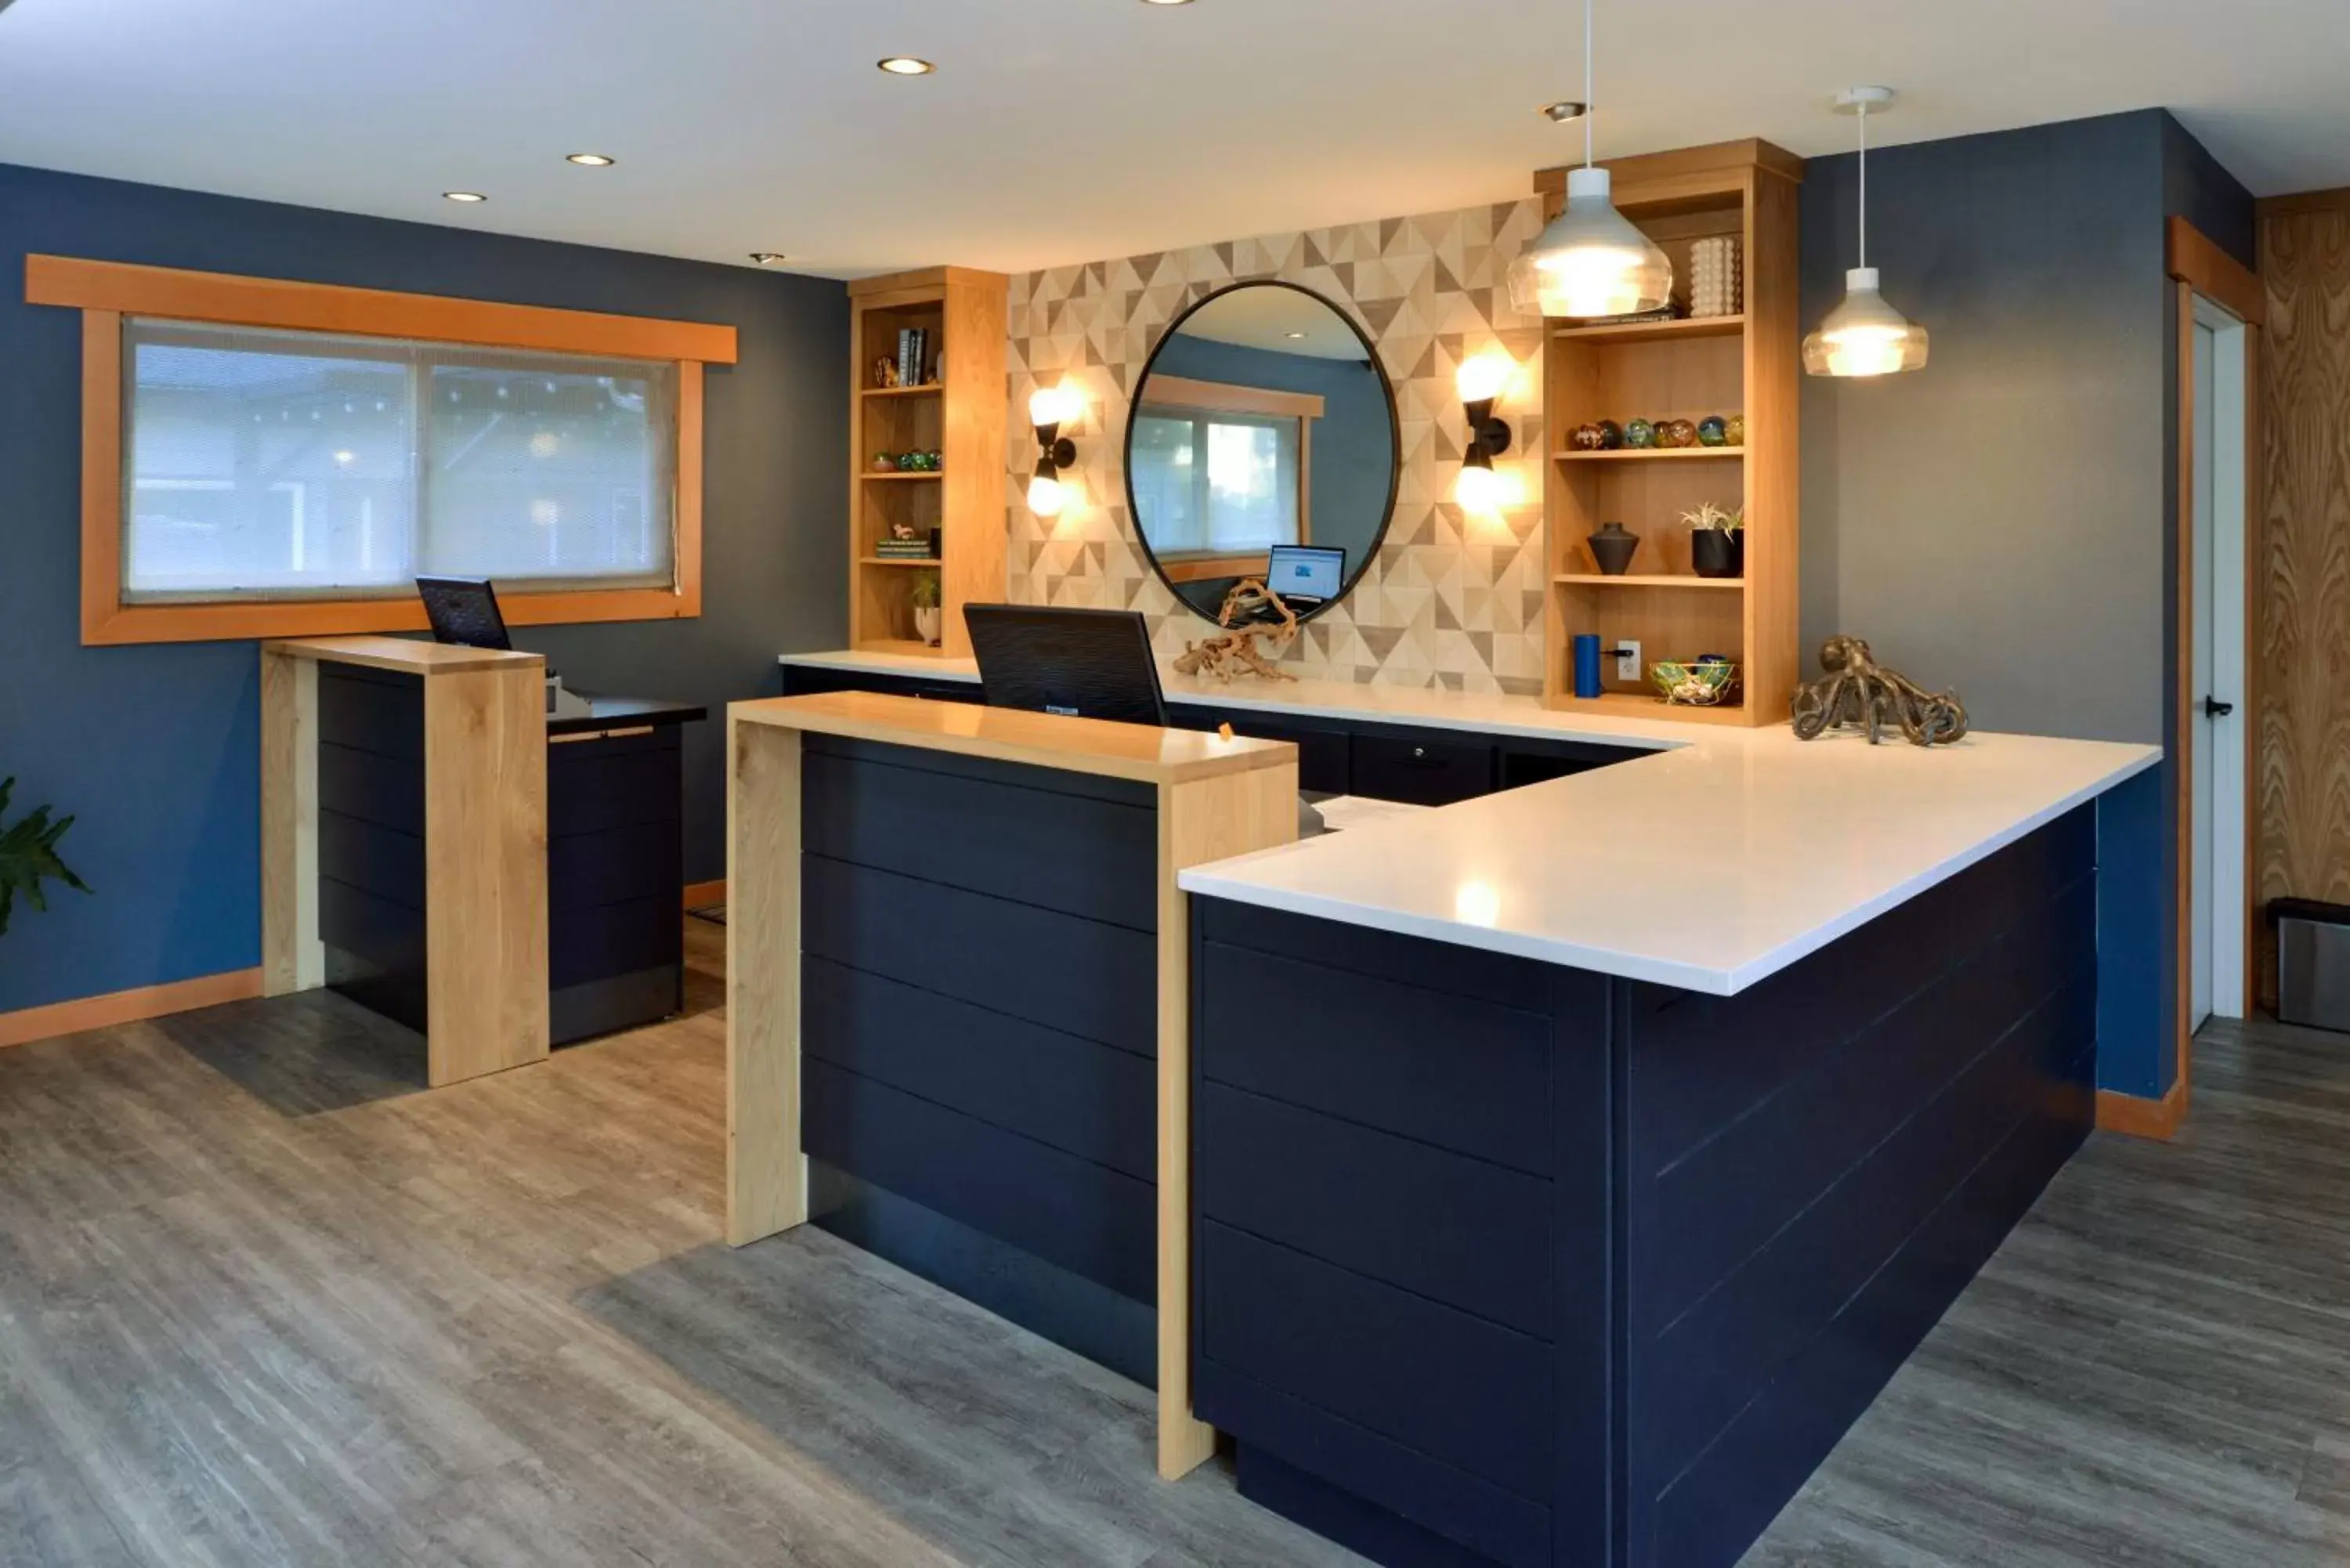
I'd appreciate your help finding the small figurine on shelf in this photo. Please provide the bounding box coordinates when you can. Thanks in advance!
[871,451,898,471]
[873,357,901,390]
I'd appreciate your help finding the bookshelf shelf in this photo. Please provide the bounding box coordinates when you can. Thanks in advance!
[1538,139,1802,726]
[847,266,1007,659]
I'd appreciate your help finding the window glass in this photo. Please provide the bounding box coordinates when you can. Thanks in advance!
[121,319,675,603]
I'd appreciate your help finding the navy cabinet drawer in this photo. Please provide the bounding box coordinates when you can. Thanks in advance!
[1196,937,1553,1175]
[1349,732,1495,805]
[1196,1082,1553,1335]
[1199,1222,1552,1501]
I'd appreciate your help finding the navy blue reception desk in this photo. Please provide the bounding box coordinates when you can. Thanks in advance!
[1188,806,2100,1568]
[725,689,1299,1480]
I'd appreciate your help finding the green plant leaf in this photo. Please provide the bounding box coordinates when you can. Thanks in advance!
[0,777,92,938]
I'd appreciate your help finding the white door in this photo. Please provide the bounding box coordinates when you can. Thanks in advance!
[2190,299,2249,1025]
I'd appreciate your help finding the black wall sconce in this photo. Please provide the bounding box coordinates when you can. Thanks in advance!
[1028,385,1081,518]
[1455,356,1515,514]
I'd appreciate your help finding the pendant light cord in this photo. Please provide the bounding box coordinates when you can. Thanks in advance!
[1585,0,1596,168]
[1856,101,1868,268]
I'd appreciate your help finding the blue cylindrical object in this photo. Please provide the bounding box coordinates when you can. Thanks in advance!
[1572,633,1603,699]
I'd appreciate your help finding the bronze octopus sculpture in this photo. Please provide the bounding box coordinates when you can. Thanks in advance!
[1791,635,1969,747]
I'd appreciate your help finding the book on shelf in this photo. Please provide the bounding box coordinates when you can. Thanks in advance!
[895,327,932,388]
[873,540,936,559]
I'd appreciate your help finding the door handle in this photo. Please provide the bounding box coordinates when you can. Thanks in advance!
[2204,695,2235,719]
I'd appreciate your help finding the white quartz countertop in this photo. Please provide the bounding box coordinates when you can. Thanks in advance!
[779,649,2160,995]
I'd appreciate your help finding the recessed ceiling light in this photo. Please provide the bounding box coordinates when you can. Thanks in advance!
[749,252,790,266]
[566,153,615,167]
[877,56,935,75]
[1539,100,1588,123]
[443,190,488,203]
[1285,331,1307,339]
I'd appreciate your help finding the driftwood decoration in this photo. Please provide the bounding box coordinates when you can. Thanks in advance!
[1791,635,1969,747]
[1170,578,1300,683]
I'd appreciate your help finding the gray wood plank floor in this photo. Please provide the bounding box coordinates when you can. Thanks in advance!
[2,932,2344,1567]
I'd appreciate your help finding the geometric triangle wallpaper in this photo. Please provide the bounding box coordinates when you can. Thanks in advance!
[1005,197,1551,692]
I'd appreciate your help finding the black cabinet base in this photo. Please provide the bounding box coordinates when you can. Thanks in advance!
[1236,1447,1509,1568]
[551,963,683,1048]
[807,1161,1155,1386]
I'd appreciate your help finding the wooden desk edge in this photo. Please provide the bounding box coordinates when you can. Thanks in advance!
[729,692,1296,786]
[265,634,546,677]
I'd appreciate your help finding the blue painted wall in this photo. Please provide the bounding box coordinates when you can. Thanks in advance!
[1799,110,2254,1101]
[0,161,847,1015]
[1147,333,1394,569]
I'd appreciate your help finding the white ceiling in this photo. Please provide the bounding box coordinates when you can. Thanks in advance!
[0,0,2337,280]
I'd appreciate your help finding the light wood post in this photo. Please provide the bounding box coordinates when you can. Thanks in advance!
[726,715,806,1246]
[260,645,324,995]
[1155,763,1299,1480]
[421,663,550,1086]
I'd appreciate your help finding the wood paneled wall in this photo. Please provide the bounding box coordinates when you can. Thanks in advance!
[2258,190,2350,1009]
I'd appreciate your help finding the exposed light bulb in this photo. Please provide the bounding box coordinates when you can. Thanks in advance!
[1029,384,1080,430]
[1028,471,1068,518]
[1455,354,1513,406]
[1456,454,1506,515]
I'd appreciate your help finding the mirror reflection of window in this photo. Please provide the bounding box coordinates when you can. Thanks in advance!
[1133,405,1303,562]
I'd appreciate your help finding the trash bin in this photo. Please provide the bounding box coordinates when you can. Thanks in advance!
[2272,898,2350,1033]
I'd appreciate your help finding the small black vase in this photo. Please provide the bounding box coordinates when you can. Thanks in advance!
[1587,522,1640,576]
[1690,529,1744,579]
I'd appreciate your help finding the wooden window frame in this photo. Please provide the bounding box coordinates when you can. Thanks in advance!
[27,255,738,645]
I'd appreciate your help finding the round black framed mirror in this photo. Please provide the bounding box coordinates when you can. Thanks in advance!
[1124,280,1401,625]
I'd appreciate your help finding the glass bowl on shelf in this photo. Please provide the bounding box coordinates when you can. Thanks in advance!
[1650,658,1739,706]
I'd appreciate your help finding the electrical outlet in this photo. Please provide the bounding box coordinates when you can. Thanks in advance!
[1616,639,1643,682]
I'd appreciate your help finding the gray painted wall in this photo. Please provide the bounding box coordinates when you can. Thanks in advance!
[1798,110,2171,743]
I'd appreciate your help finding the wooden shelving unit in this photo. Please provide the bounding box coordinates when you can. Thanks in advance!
[847,266,1007,659]
[1537,139,1803,725]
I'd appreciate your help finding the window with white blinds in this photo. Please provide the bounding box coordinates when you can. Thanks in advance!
[122,318,678,603]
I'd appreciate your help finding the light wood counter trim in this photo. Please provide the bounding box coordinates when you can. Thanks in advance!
[727,717,806,1245]
[260,649,324,995]
[264,634,545,675]
[729,691,1293,786]
[1155,762,1300,1479]
[422,664,550,1086]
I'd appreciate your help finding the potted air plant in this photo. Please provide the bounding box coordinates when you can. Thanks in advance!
[1685,502,1744,579]
[909,569,943,647]
[0,778,89,936]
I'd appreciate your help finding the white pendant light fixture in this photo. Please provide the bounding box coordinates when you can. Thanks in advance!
[1506,0,1671,320]
[1804,87,1929,378]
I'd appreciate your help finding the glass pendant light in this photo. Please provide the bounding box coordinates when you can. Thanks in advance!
[1506,0,1671,320]
[1805,87,1928,378]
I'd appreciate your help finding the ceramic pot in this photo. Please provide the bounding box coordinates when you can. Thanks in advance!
[1588,522,1640,576]
[1690,529,1744,579]
[913,606,942,646]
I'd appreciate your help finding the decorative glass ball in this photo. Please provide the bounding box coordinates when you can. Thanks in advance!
[1697,416,1727,446]
[1624,418,1657,450]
